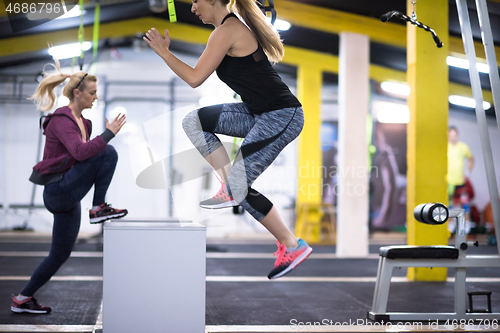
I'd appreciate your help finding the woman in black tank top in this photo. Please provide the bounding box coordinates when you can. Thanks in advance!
[144,0,312,280]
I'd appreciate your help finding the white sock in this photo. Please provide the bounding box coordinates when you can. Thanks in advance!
[92,206,99,211]
[16,295,29,301]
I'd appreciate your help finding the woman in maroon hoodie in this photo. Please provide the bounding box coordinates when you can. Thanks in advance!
[11,60,127,314]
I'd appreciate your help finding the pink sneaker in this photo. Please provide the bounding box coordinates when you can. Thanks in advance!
[200,182,238,209]
[11,295,51,314]
[89,203,128,224]
[268,239,313,280]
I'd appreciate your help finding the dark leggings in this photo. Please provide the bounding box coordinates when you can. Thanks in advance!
[21,145,118,296]
[182,103,304,221]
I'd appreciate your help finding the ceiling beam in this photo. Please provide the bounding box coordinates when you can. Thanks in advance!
[0,18,211,57]
[178,0,500,67]
[0,17,490,104]
[175,0,408,47]
[3,0,500,66]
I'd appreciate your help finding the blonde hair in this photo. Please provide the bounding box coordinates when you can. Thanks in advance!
[29,58,97,111]
[226,0,284,63]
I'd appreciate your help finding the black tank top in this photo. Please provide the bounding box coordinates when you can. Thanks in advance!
[216,13,302,114]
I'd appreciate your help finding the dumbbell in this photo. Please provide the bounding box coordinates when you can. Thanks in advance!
[413,203,449,225]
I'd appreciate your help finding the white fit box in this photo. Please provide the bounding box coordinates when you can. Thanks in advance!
[103,220,206,333]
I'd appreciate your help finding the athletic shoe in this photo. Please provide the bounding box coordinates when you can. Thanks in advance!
[11,295,51,314]
[200,182,238,209]
[89,203,128,224]
[268,239,313,280]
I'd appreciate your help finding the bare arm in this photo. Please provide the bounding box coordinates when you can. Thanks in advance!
[144,27,232,88]
[468,155,474,172]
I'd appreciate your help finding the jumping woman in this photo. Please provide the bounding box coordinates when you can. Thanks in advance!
[144,0,312,279]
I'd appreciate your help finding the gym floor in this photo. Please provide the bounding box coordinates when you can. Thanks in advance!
[0,231,499,333]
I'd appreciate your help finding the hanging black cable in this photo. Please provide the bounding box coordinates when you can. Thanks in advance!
[380,10,443,48]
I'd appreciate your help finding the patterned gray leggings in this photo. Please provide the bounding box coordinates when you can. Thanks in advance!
[182,103,304,221]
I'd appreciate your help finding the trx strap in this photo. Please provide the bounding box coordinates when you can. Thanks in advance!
[78,0,85,70]
[70,1,101,74]
[85,0,101,74]
[256,0,276,25]
[93,0,100,68]
[167,0,177,22]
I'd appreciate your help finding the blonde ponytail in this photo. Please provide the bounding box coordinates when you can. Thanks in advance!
[29,58,97,111]
[229,0,284,63]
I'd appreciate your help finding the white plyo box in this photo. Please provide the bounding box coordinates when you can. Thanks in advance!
[103,220,206,333]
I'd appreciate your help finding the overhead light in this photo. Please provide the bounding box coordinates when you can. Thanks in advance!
[148,0,168,13]
[48,42,92,59]
[449,95,491,109]
[265,18,291,31]
[56,5,85,19]
[446,56,489,74]
[380,81,410,97]
[373,101,410,124]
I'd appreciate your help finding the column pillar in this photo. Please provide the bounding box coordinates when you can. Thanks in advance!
[295,65,323,243]
[336,32,370,257]
[406,0,449,280]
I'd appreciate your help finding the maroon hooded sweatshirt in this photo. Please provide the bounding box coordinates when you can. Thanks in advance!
[29,106,114,185]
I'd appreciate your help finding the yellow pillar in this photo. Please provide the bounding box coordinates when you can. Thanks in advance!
[406,0,449,280]
[295,65,323,243]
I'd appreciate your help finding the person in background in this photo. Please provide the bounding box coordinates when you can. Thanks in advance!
[144,0,312,279]
[11,59,127,314]
[447,126,474,234]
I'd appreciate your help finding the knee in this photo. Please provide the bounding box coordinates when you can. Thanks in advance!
[236,188,273,222]
[102,145,118,163]
[48,241,75,266]
[244,188,273,216]
[50,250,72,267]
[182,110,200,136]
[196,105,222,133]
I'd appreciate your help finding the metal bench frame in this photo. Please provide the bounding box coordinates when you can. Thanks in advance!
[368,209,500,321]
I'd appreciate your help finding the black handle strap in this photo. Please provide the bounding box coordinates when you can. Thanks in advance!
[257,0,277,25]
[39,115,49,129]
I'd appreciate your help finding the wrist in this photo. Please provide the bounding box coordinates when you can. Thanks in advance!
[161,49,173,61]
[100,128,115,143]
